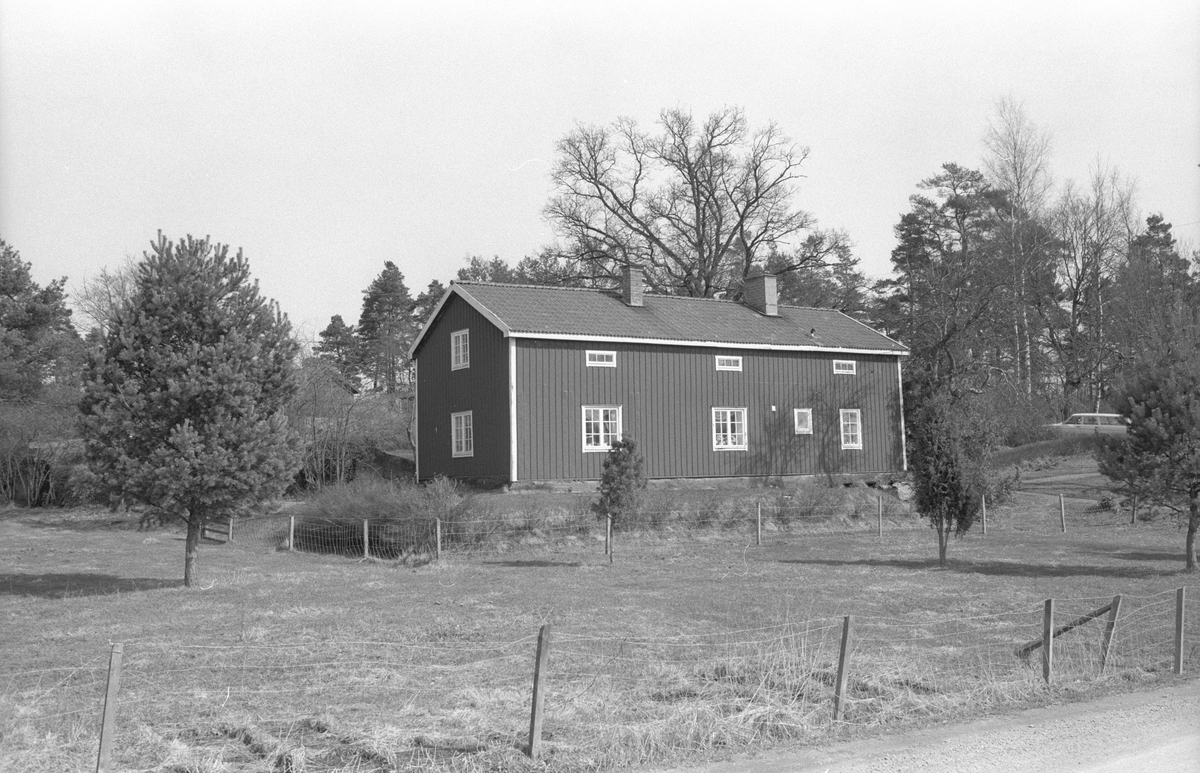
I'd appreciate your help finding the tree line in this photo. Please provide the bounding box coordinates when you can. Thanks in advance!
[0,99,1196,580]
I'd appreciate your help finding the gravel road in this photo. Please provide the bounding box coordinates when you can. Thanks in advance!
[660,681,1200,773]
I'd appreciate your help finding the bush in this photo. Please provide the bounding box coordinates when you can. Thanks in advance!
[292,476,477,558]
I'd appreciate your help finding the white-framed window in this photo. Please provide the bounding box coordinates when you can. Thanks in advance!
[833,360,856,375]
[582,405,622,451]
[840,409,862,450]
[794,408,813,435]
[712,407,748,451]
[586,350,616,368]
[715,355,743,372]
[451,329,470,370]
[451,411,473,457]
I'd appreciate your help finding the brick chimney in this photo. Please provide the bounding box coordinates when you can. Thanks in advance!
[621,263,644,307]
[744,273,778,316]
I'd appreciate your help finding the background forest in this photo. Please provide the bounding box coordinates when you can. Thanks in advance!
[1,99,1197,505]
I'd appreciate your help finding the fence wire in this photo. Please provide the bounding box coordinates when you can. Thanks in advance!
[4,588,1197,772]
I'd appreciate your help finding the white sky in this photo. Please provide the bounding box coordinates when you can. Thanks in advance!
[2,0,1198,341]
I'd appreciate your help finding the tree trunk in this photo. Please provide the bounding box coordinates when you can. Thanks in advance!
[937,519,949,567]
[1186,494,1198,573]
[184,514,201,587]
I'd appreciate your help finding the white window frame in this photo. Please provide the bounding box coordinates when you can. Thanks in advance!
[715,355,743,372]
[586,350,616,368]
[840,409,862,450]
[582,405,622,452]
[451,410,473,457]
[794,408,813,435]
[712,407,748,451]
[451,329,470,370]
[833,359,857,375]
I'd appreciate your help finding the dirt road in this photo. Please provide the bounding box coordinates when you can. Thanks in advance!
[662,681,1200,772]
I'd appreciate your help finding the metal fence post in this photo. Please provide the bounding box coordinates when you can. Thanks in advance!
[756,502,762,546]
[1059,495,1066,533]
[288,515,295,552]
[981,494,987,536]
[363,520,369,560]
[435,518,442,561]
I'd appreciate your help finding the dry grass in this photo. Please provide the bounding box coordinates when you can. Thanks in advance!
[3,474,1199,772]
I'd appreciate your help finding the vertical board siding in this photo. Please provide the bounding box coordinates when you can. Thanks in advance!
[414,296,509,481]
[515,340,903,482]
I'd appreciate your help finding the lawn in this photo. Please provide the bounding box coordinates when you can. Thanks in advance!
[3,477,1199,772]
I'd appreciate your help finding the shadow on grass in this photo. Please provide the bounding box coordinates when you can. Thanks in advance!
[0,572,184,598]
[482,559,583,568]
[779,557,1178,579]
[1079,549,1185,563]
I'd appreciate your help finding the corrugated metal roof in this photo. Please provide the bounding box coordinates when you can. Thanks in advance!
[427,282,906,354]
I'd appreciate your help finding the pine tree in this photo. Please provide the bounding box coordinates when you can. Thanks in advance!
[79,233,299,586]
[1099,349,1200,571]
[314,314,360,390]
[357,262,415,393]
[0,239,76,399]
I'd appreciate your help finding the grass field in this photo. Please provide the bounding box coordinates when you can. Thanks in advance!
[3,470,1199,772]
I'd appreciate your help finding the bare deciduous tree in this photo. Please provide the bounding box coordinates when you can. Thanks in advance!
[545,107,835,297]
[983,97,1055,395]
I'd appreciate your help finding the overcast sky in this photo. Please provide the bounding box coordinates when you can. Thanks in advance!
[2,1,1197,341]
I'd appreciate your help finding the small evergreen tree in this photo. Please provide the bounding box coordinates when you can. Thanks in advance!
[79,233,299,586]
[907,379,995,566]
[1099,352,1200,571]
[595,436,645,527]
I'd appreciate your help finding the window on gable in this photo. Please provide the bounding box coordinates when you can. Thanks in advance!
[840,409,862,450]
[451,411,473,457]
[586,350,616,368]
[833,360,856,375]
[451,329,470,370]
[715,355,743,372]
[583,405,621,451]
[794,408,813,435]
[712,407,747,451]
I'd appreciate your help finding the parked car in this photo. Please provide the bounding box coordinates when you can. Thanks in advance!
[1045,413,1128,436]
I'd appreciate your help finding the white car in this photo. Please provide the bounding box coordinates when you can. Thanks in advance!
[1046,413,1128,436]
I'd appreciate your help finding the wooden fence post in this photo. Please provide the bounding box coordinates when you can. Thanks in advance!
[605,514,612,563]
[981,494,987,536]
[435,518,442,561]
[287,515,295,552]
[876,496,883,538]
[1042,598,1054,684]
[833,615,853,720]
[756,503,762,546]
[1131,494,1137,525]
[228,518,234,543]
[1100,594,1122,672]
[1175,587,1186,676]
[527,624,552,760]
[95,642,124,773]
[1059,495,1066,533]
[363,520,369,560]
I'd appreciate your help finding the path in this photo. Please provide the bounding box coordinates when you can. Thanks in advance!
[658,681,1200,772]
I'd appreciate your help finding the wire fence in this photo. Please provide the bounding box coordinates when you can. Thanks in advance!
[3,587,1197,771]
[214,488,1165,561]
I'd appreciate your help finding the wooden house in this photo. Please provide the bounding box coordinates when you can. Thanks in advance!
[408,267,908,486]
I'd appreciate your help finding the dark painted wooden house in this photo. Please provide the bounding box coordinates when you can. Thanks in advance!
[408,268,908,485]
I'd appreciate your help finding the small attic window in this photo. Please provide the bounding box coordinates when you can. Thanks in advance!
[715,356,743,372]
[833,360,856,375]
[587,350,616,367]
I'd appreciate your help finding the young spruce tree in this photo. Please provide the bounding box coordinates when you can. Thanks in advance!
[80,233,299,586]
